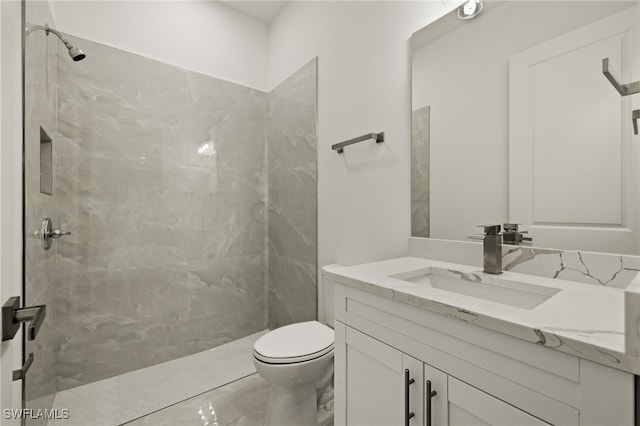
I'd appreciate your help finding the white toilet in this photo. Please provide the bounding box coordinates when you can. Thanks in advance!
[253,320,335,426]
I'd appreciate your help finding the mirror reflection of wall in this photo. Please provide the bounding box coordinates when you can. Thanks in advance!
[412,106,430,238]
[411,1,640,255]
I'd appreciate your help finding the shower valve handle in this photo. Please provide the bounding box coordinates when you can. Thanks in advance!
[32,218,71,250]
[50,229,71,238]
[32,228,70,239]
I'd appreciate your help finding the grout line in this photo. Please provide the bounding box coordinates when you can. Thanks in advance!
[118,372,259,426]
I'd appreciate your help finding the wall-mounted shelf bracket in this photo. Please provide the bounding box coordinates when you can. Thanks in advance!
[602,58,640,96]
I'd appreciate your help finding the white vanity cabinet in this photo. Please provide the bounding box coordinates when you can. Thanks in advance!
[342,326,549,426]
[330,278,637,426]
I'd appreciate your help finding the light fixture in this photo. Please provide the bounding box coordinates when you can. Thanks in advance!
[457,0,483,20]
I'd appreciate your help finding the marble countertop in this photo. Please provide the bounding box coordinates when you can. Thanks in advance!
[324,257,640,375]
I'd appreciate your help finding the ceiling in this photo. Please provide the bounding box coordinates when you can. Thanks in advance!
[220,1,289,23]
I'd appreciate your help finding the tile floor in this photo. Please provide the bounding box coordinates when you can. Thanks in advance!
[48,331,267,426]
[124,373,269,426]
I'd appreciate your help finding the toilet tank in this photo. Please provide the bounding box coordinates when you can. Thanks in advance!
[319,264,347,329]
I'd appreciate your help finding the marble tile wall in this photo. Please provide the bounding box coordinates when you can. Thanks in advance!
[23,0,60,419]
[267,59,318,329]
[54,35,269,390]
[411,107,429,238]
[409,237,640,289]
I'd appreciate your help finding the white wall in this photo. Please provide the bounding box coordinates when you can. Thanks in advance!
[268,1,455,279]
[50,1,269,90]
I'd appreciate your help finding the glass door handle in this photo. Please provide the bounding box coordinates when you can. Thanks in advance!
[2,296,46,341]
[13,353,34,381]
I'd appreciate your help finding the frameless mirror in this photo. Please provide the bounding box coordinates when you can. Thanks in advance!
[411,1,640,255]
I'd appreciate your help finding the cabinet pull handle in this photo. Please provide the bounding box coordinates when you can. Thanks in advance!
[426,379,437,426]
[404,369,415,425]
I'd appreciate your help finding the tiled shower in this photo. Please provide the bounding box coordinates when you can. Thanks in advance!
[24,1,317,415]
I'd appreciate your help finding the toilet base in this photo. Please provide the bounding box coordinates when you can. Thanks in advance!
[317,385,334,426]
[265,383,318,426]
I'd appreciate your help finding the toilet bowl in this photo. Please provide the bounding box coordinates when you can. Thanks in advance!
[253,321,334,426]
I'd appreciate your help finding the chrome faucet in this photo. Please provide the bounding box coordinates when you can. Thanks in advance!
[468,225,503,274]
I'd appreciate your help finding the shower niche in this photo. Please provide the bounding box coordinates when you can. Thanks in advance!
[39,126,52,196]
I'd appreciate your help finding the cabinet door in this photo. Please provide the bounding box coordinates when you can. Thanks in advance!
[344,327,422,426]
[448,377,550,426]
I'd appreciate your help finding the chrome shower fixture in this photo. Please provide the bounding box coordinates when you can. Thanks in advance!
[458,0,483,20]
[26,23,86,61]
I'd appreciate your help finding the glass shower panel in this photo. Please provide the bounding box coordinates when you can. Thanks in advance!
[23,0,62,423]
[23,1,271,419]
[22,1,317,422]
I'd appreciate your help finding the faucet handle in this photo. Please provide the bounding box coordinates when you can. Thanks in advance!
[503,223,520,232]
[477,224,501,235]
[502,223,533,244]
[503,223,530,234]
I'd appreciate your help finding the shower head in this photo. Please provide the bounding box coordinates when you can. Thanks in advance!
[26,23,86,62]
[45,24,86,62]
[67,45,86,62]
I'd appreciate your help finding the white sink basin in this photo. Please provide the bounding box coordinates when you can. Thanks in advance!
[391,269,561,310]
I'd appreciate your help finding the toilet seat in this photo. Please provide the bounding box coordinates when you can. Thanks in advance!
[254,344,334,364]
[254,321,334,364]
